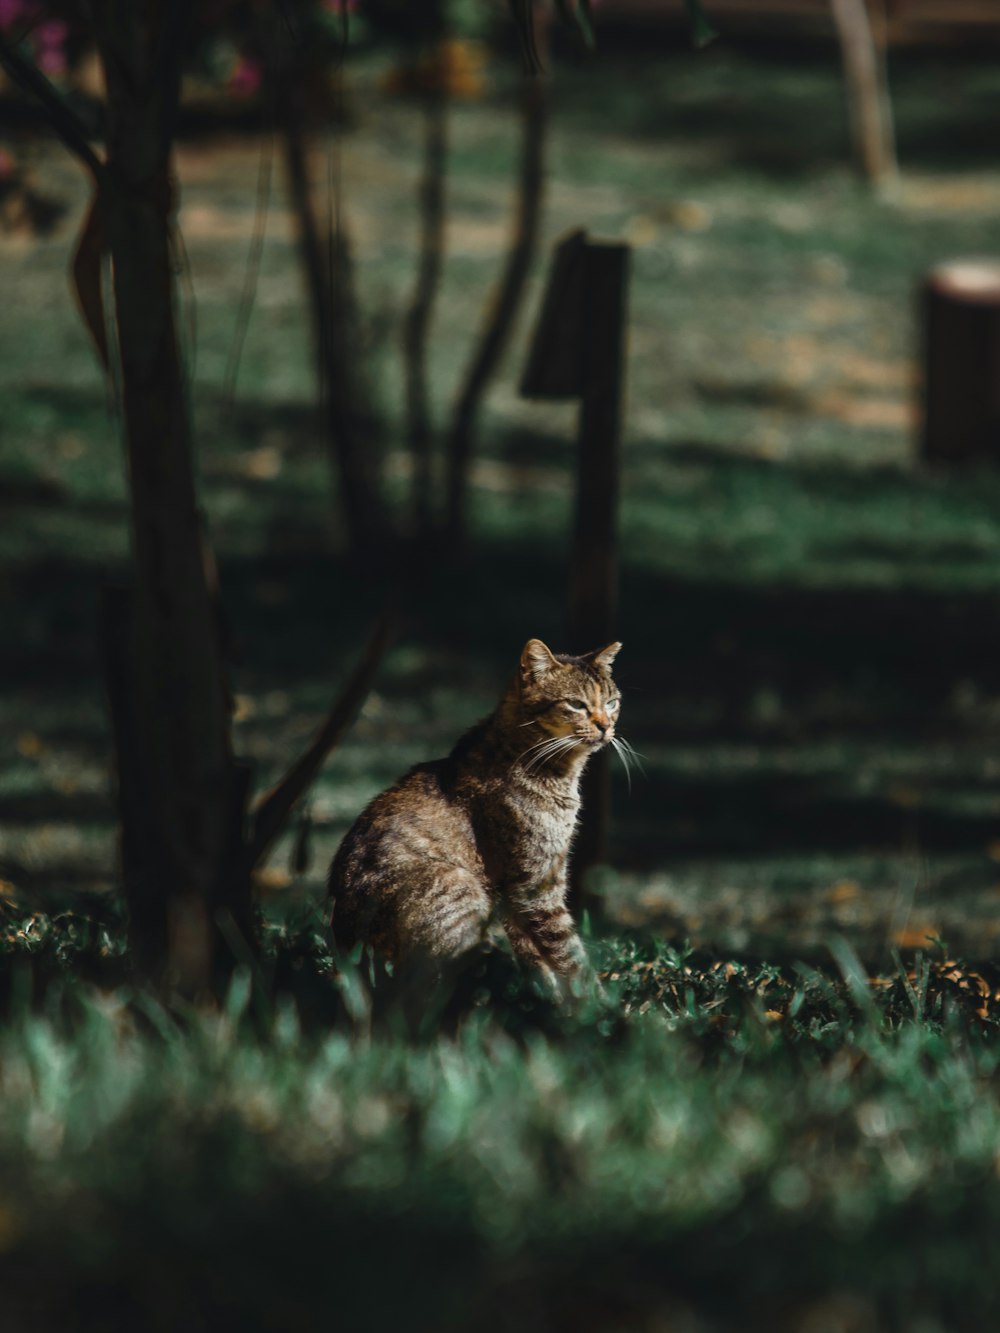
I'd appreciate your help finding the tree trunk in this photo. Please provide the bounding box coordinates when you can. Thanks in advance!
[2,6,392,996]
[830,0,898,188]
[92,2,251,992]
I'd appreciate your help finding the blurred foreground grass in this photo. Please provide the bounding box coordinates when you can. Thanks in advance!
[0,910,998,1331]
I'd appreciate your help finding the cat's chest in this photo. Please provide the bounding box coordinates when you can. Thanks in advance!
[475,779,579,871]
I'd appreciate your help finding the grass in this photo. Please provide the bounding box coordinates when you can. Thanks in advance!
[0,912,998,1330]
[6,45,1000,961]
[4,36,1000,1326]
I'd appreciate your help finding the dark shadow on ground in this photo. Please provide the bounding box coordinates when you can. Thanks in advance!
[5,496,1000,882]
[613,770,998,864]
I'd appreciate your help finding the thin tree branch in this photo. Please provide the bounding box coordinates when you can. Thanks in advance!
[246,614,393,871]
[0,33,106,182]
[276,50,389,560]
[444,73,546,546]
[508,0,544,74]
[404,86,448,535]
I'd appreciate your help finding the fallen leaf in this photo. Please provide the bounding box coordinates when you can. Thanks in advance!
[15,732,45,759]
[253,866,291,894]
[233,694,256,723]
[827,879,860,904]
[886,782,922,809]
[894,923,941,949]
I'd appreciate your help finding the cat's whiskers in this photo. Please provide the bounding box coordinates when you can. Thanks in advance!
[521,736,577,773]
[518,733,581,775]
[610,737,633,792]
[610,734,644,793]
[518,733,563,759]
[615,734,646,772]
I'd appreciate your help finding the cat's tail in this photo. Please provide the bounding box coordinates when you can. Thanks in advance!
[327,855,358,957]
[329,893,357,956]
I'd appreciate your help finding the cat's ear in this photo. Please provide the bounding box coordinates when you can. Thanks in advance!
[521,638,559,680]
[588,641,622,670]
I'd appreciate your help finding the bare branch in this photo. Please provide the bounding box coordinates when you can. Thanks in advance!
[444,74,546,546]
[404,88,448,535]
[508,0,544,74]
[0,33,106,183]
[246,614,394,871]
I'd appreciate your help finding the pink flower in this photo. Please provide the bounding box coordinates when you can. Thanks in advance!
[229,54,263,98]
[0,0,34,32]
[34,18,68,76]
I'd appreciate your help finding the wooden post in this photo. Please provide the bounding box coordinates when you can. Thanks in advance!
[922,259,1000,465]
[521,230,629,912]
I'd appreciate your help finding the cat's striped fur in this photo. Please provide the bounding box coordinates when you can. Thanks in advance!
[328,639,622,991]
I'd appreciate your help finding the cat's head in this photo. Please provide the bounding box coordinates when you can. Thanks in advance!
[517,638,622,756]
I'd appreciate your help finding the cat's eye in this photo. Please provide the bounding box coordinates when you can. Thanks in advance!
[566,699,588,711]
[607,698,621,712]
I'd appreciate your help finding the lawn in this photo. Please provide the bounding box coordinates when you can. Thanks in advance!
[1,913,999,1330]
[5,39,1000,956]
[3,31,1000,1328]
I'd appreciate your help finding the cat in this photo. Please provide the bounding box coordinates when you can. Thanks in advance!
[328,638,625,992]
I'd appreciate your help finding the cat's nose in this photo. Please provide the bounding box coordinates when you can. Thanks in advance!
[595,717,611,736]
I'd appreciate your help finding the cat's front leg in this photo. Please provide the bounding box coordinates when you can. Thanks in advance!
[503,914,561,993]
[505,878,588,992]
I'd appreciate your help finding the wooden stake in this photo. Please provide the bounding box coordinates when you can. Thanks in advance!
[521,231,630,912]
[568,243,628,907]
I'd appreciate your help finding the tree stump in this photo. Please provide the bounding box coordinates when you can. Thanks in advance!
[922,259,1000,464]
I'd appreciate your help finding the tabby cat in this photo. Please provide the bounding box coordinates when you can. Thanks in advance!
[328,639,624,991]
